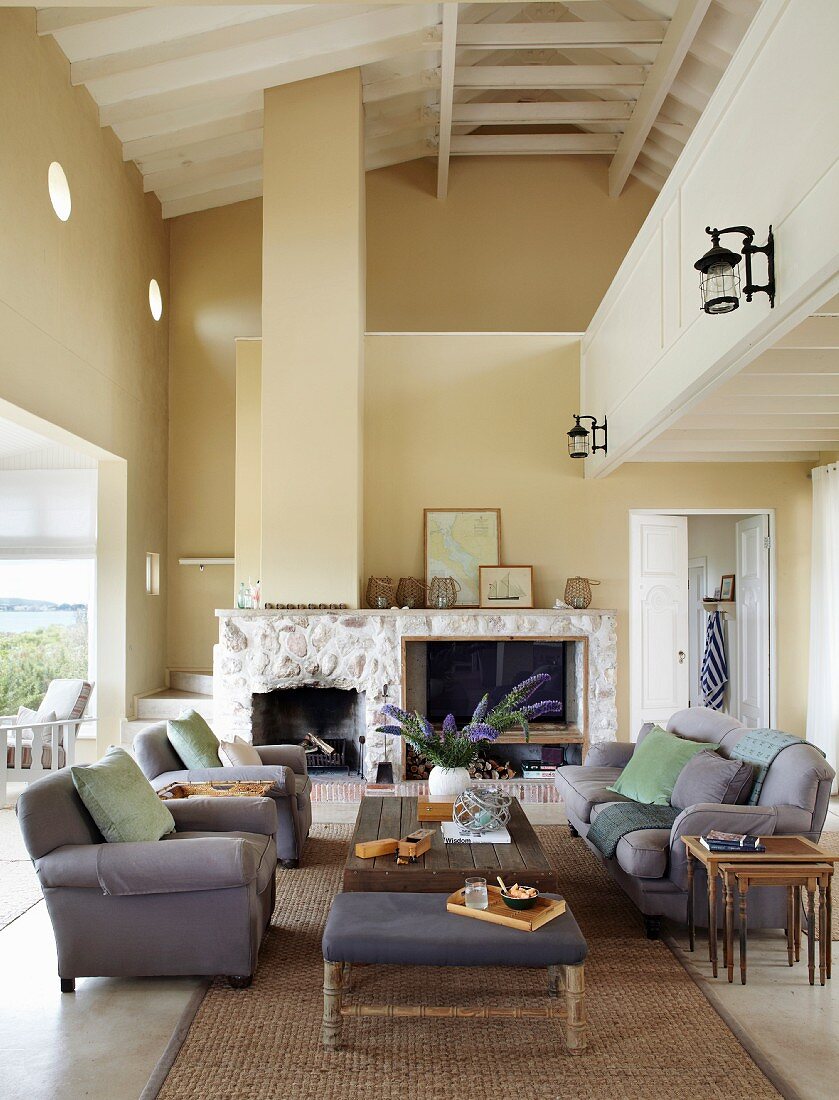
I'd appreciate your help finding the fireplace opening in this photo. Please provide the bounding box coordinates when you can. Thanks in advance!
[250,687,366,775]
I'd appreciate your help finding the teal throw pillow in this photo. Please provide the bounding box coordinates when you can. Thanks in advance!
[608,725,717,806]
[71,747,175,843]
[167,709,221,768]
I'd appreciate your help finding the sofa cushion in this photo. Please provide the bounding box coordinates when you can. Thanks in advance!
[557,766,633,825]
[219,736,262,767]
[609,726,713,805]
[167,710,221,769]
[614,829,670,879]
[671,749,754,810]
[71,747,176,844]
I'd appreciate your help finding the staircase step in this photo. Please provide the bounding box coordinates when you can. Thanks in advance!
[169,670,213,695]
[136,689,214,721]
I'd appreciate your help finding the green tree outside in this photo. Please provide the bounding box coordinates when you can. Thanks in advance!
[0,622,88,715]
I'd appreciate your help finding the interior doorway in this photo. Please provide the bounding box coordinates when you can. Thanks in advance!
[629,509,775,739]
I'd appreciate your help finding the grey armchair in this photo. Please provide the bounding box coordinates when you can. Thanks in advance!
[134,722,311,866]
[556,707,835,938]
[16,768,278,990]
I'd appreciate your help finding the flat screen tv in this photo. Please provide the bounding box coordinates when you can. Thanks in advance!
[425,640,565,727]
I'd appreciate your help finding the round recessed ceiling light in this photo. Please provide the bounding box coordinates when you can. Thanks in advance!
[48,161,71,222]
[148,278,163,321]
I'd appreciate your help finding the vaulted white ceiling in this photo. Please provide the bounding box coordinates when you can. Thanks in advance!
[635,294,839,463]
[38,1,760,218]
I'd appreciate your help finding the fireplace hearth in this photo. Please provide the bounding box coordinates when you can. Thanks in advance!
[250,687,365,773]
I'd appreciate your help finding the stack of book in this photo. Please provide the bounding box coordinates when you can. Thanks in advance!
[699,829,766,853]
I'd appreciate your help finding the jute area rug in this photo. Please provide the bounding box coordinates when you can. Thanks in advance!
[155,825,785,1100]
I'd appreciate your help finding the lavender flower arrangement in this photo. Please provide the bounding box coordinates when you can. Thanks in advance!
[376,673,563,770]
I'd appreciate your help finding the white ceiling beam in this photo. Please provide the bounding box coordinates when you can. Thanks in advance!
[366,138,437,173]
[113,92,265,144]
[121,109,263,163]
[609,0,712,198]
[719,374,839,399]
[436,3,458,201]
[451,101,633,125]
[450,134,620,156]
[700,396,839,416]
[365,107,439,141]
[154,163,263,205]
[769,320,839,350]
[136,128,264,177]
[663,427,839,442]
[630,162,666,192]
[144,148,262,195]
[37,8,145,36]
[634,450,816,463]
[162,178,263,221]
[646,438,826,453]
[367,125,438,156]
[90,8,441,106]
[454,65,647,90]
[814,294,839,316]
[362,68,440,104]
[678,411,839,429]
[457,21,667,50]
[99,28,442,126]
[71,6,382,86]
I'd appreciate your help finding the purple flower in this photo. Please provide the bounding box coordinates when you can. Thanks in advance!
[376,725,404,737]
[442,714,458,739]
[419,715,434,738]
[381,703,410,724]
[466,722,499,743]
[514,673,552,699]
[471,694,489,723]
[522,699,563,719]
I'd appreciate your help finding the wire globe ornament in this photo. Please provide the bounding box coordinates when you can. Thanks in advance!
[452,786,513,836]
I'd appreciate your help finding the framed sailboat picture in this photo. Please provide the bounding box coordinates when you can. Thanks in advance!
[479,565,534,609]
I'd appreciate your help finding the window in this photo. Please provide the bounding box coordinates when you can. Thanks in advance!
[48,161,72,222]
[0,558,94,713]
[146,552,160,595]
[148,278,163,321]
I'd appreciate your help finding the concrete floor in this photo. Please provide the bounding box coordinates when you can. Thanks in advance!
[1,797,837,1100]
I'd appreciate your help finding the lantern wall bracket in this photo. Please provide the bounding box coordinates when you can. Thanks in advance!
[576,414,608,455]
[705,225,775,307]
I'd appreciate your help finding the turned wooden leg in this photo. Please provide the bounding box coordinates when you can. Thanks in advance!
[725,875,735,984]
[686,852,695,952]
[807,887,816,987]
[738,884,748,986]
[709,872,718,977]
[795,885,801,962]
[827,877,833,980]
[322,960,344,1050]
[564,963,586,1055]
[341,962,352,993]
[786,886,794,967]
[819,880,827,987]
[547,964,565,998]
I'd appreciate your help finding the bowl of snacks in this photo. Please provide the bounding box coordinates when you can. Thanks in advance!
[497,879,539,910]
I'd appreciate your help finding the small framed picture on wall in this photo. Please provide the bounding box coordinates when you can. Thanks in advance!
[719,574,735,601]
[479,565,534,609]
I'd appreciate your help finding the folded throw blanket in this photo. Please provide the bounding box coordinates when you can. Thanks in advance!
[587,802,680,860]
[730,729,824,805]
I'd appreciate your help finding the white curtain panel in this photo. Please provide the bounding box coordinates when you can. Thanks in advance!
[806,463,839,789]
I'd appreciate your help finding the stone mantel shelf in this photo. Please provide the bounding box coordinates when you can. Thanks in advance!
[216,608,617,618]
[213,605,618,779]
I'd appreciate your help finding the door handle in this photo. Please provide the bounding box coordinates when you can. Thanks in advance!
[678,651,686,663]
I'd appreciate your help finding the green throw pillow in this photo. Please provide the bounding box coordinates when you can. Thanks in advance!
[608,726,716,806]
[167,709,221,768]
[71,747,175,843]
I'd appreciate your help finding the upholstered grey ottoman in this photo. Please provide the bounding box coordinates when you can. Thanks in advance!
[321,891,587,1053]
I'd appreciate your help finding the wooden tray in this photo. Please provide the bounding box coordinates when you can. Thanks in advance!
[157,780,275,800]
[446,885,566,932]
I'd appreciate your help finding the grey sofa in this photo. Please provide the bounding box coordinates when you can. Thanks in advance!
[16,769,277,990]
[134,723,312,867]
[556,707,835,938]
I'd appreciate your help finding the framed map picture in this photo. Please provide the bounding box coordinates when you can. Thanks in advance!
[479,565,534,609]
[424,509,501,607]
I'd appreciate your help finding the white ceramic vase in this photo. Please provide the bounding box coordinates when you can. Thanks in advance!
[427,766,471,800]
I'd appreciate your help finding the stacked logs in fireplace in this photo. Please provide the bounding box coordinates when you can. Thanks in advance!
[405,744,516,782]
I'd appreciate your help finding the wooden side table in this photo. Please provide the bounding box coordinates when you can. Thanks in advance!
[681,835,838,979]
[719,862,833,986]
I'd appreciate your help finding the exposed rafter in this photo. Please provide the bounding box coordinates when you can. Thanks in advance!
[454,65,648,90]
[451,134,620,156]
[456,21,668,50]
[609,0,713,198]
[436,3,458,201]
[37,8,144,36]
[451,101,633,126]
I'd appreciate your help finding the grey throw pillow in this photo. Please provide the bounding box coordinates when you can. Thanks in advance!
[671,749,754,811]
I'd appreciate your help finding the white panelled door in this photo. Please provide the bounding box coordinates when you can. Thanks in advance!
[736,514,771,728]
[630,514,689,739]
[688,559,708,707]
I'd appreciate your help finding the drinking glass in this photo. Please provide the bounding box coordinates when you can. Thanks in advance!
[464,876,488,910]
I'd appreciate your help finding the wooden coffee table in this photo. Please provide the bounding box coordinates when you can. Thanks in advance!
[343,796,558,894]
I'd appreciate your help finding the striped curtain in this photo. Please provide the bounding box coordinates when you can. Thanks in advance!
[700,611,728,711]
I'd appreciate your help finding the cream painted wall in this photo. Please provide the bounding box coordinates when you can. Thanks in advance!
[235,339,262,594]
[0,11,169,733]
[366,157,654,332]
[364,335,812,740]
[167,199,262,670]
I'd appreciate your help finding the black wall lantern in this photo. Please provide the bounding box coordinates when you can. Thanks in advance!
[694,225,775,315]
[567,415,607,459]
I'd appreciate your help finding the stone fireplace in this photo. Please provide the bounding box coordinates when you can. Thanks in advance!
[250,686,366,773]
[213,608,618,781]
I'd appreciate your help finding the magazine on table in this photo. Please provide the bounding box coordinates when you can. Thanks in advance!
[699,829,765,852]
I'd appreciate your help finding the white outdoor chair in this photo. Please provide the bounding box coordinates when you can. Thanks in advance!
[1,679,95,804]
